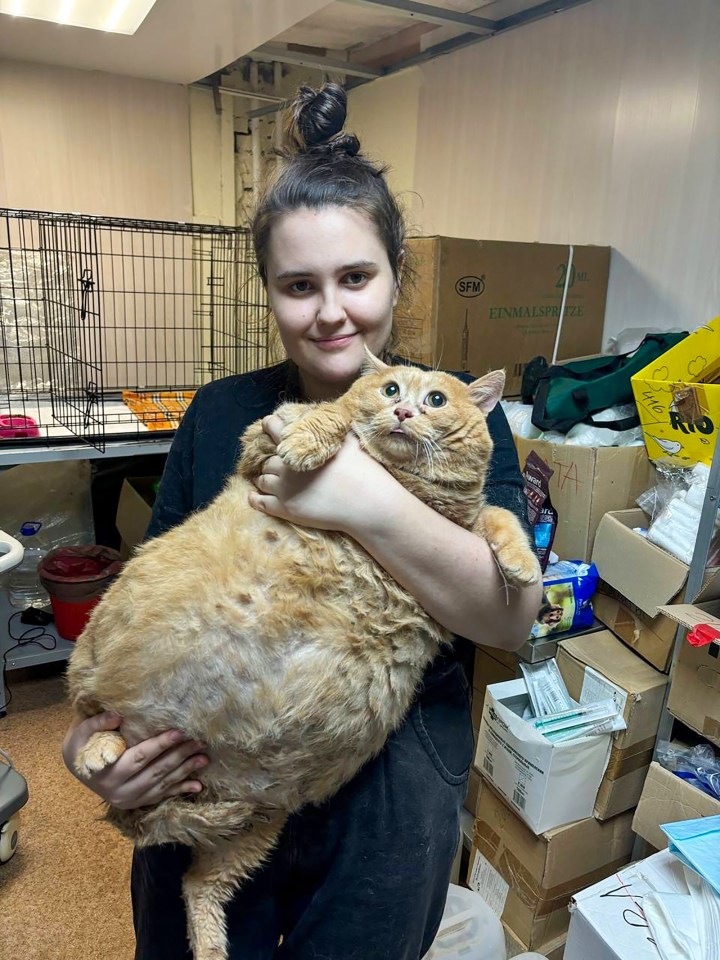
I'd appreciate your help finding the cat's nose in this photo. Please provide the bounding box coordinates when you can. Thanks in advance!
[394,407,414,422]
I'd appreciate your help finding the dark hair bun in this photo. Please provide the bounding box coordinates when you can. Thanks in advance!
[289,83,360,158]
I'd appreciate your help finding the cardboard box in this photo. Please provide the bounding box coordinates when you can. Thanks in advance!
[396,237,611,396]
[115,476,159,558]
[591,509,720,670]
[472,647,517,721]
[631,315,720,467]
[468,780,634,950]
[464,766,482,817]
[556,630,668,819]
[565,849,681,960]
[660,599,720,744]
[513,439,654,562]
[632,760,720,850]
[592,586,677,672]
[475,679,612,833]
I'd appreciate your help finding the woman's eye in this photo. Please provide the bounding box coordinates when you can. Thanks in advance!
[425,392,447,408]
[382,382,400,398]
[344,272,367,286]
[289,280,312,294]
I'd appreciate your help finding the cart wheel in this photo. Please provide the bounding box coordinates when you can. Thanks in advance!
[0,815,20,863]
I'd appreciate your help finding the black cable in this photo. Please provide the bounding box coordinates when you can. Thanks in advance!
[2,612,58,712]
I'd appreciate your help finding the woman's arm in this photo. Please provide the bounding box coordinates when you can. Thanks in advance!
[251,423,541,651]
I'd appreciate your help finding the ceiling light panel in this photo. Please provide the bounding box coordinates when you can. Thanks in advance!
[0,0,158,34]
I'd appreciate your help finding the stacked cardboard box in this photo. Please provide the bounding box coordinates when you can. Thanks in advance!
[633,761,720,850]
[591,509,720,671]
[468,780,634,955]
[513,440,655,563]
[555,630,668,819]
[469,623,674,956]
[466,645,517,816]
[589,512,720,847]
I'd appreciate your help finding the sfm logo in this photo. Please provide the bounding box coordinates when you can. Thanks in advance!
[455,275,485,298]
[669,412,715,435]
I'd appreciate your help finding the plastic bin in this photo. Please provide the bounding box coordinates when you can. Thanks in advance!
[38,546,123,640]
[425,884,507,960]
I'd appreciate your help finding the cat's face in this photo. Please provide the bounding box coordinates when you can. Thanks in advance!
[349,357,504,475]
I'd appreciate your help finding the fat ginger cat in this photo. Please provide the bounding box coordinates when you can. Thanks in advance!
[67,352,540,960]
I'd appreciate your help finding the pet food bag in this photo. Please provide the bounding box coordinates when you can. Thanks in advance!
[531,560,599,640]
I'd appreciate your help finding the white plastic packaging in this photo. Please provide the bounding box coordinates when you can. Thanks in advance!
[425,884,507,960]
[500,401,542,440]
[565,405,643,447]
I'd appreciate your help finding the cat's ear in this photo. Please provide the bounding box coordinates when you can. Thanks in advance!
[361,345,388,377]
[468,370,505,414]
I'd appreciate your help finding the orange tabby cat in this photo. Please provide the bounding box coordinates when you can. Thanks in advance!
[66,352,539,960]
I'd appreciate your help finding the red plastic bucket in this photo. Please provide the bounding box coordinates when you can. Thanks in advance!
[49,595,101,641]
[37,546,123,641]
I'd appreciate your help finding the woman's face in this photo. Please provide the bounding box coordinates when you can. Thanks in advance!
[265,206,398,400]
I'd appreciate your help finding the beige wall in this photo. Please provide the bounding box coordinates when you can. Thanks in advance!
[0,58,192,220]
[348,0,720,346]
[348,68,422,226]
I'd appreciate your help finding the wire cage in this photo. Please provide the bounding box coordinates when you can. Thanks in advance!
[0,208,270,452]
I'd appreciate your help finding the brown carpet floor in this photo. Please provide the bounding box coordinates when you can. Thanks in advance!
[0,663,135,960]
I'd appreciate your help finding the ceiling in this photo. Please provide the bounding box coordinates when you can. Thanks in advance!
[0,0,596,85]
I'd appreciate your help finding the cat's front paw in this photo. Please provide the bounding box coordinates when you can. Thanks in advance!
[277,420,335,472]
[477,506,542,588]
[75,730,127,778]
[492,542,542,587]
[276,433,326,471]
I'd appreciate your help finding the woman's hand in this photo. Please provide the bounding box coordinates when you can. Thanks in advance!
[248,414,396,534]
[62,712,209,811]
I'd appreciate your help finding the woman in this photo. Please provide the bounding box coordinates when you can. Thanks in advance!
[63,83,541,959]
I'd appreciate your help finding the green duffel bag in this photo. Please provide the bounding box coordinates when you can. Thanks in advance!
[527,332,688,434]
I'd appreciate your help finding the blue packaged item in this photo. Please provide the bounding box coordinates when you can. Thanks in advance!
[530,560,599,639]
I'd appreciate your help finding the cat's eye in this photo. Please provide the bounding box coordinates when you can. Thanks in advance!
[382,382,400,398]
[425,391,447,408]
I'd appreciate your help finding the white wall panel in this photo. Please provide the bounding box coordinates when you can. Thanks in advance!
[408,0,720,342]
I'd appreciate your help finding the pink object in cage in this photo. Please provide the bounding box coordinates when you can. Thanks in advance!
[0,415,40,439]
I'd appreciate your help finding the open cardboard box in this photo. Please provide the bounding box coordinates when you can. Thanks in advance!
[658,599,720,745]
[591,508,720,671]
[513,439,654,563]
[475,679,612,834]
[632,760,720,850]
[556,630,667,820]
[631,315,720,467]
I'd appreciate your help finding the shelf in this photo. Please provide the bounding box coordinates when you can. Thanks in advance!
[0,590,75,712]
[0,436,173,467]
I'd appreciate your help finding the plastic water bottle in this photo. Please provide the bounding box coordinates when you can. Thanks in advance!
[7,521,49,609]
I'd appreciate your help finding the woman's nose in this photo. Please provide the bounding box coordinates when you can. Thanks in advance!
[316,288,346,325]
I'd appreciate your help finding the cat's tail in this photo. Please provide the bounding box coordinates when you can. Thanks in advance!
[109,797,271,849]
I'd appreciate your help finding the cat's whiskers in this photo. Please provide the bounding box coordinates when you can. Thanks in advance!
[423,436,450,476]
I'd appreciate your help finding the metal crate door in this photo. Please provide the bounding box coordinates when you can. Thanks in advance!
[39,216,106,451]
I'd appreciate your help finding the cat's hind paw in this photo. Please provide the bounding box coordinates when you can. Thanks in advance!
[75,730,127,778]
